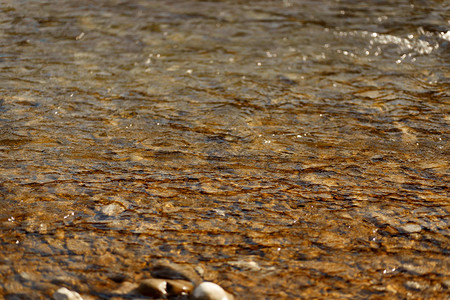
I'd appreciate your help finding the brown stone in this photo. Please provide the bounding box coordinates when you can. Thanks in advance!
[137,278,167,297]
[166,279,194,296]
[111,281,139,295]
[150,261,202,285]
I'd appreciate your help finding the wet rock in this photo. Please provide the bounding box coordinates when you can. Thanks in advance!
[137,278,194,297]
[194,265,205,277]
[151,261,202,285]
[101,203,125,216]
[50,275,79,288]
[107,272,128,283]
[228,260,261,271]
[66,238,90,255]
[277,74,298,85]
[138,278,167,297]
[96,252,117,266]
[167,279,194,296]
[3,279,29,294]
[19,271,39,281]
[34,241,53,256]
[398,223,422,233]
[400,263,428,275]
[405,280,426,291]
[23,217,45,234]
[192,282,234,300]
[111,281,139,295]
[53,287,83,300]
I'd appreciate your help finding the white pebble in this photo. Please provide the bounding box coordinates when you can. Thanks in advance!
[192,282,232,300]
[400,224,422,233]
[53,287,83,300]
[101,203,124,216]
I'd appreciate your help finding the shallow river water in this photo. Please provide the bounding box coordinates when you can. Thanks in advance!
[0,0,449,299]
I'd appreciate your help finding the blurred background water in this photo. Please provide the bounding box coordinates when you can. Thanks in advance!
[0,0,449,298]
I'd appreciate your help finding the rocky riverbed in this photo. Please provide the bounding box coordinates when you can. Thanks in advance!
[0,0,449,299]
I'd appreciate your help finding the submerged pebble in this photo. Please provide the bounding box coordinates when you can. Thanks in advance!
[398,223,422,233]
[100,203,125,216]
[405,280,427,291]
[53,287,83,300]
[228,260,261,271]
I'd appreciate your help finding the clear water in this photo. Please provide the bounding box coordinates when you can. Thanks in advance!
[0,0,449,299]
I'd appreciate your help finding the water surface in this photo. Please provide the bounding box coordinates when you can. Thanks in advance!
[0,0,449,299]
